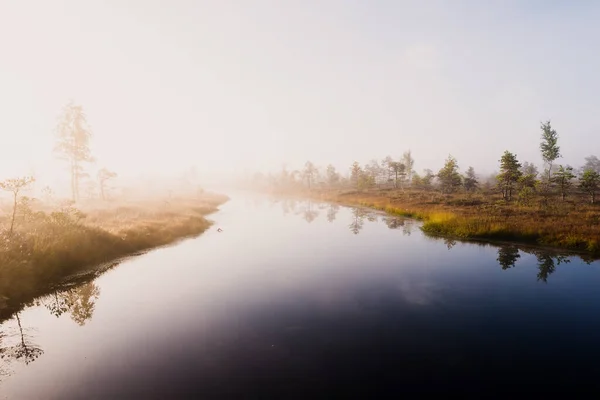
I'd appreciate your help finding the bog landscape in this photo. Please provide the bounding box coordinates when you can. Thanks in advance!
[2,1,600,397]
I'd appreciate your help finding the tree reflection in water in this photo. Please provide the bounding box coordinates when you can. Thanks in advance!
[444,238,457,250]
[383,216,402,229]
[66,283,101,326]
[0,330,10,380]
[496,246,572,282]
[382,217,413,236]
[38,282,101,326]
[280,199,298,216]
[0,281,101,379]
[41,288,73,318]
[497,246,521,270]
[402,222,412,237]
[366,213,378,223]
[281,201,582,283]
[535,253,570,283]
[0,311,44,367]
[302,201,319,223]
[326,204,339,223]
[349,208,367,235]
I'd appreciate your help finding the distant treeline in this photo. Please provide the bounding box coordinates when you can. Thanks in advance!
[253,121,599,204]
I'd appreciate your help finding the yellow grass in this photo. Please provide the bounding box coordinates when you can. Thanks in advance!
[304,188,600,257]
[0,193,228,319]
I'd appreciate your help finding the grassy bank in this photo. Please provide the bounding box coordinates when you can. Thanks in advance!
[299,188,600,257]
[0,193,228,319]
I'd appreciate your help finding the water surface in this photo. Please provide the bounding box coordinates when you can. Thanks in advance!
[1,193,600,397]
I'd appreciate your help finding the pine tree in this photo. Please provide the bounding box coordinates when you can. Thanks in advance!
[497,151,522,201]
[437,155,462,194]
[54,101,94,202]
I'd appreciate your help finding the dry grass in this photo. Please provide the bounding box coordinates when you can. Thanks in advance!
[305,188,600,257]
[0,193,228,319]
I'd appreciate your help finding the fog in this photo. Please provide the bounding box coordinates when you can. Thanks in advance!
[2,0,600,194]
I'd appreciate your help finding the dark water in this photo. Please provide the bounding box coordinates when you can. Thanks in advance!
[2,193,600,398]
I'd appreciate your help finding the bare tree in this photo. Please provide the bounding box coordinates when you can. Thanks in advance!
[0,176,35,234]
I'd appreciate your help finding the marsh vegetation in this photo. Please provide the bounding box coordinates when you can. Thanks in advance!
[0,101,228,320]
[252,123,600,256]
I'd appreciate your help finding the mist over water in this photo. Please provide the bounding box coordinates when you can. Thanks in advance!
[1,193,599,397]
[2,1,600,396]
[3,1,600,185]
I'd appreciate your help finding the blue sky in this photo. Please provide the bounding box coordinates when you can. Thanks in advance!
[0,0,599,189]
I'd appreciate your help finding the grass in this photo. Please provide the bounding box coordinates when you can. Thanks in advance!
[0,193,228,320]
[299,188,600,257]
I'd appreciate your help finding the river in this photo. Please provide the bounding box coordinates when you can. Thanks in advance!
[1,192,600,397]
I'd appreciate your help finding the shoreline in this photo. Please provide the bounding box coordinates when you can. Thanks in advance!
[268,188,600,260]
[0,194,229,322]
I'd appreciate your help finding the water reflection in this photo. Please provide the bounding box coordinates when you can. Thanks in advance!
[495,246,574,282]
[1,195,600,397]
[0,311,44,367]
[0,282,101,377]
[366,213,378,223]
[382,216,414,236]
[65,283,101,326]
[534,253,571,283]
[497,246,520,270]
[40,288,73,318]
[279,198,298,216]
[326,204,339,223]
[273,198,591,283]
[349,208,367,235]
[302,201,319,224]
[38,282,101,326]
[444,238,457,250]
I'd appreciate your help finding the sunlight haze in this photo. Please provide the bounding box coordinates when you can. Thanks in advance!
[1,0,599,192]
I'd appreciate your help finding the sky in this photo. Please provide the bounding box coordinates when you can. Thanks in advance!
[1,0,600,191]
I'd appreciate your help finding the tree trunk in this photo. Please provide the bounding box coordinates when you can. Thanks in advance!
[9,191,17,234]
[592,192,596,204]
[70,159,76,202]
[75,164,79,202]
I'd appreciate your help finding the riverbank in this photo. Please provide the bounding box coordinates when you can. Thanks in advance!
[0,193,228,320]
[289,188,600,257]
